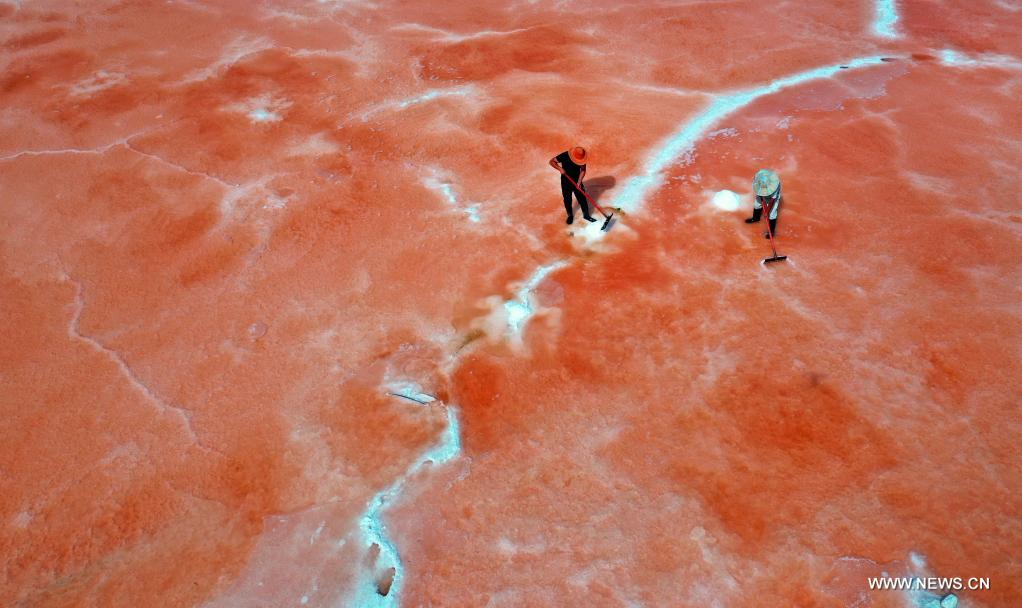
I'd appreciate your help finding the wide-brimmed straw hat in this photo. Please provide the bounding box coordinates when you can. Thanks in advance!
[569,146,588,165]
[753,169,780,196]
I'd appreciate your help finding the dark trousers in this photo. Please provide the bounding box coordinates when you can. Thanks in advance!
[561,178,591,218]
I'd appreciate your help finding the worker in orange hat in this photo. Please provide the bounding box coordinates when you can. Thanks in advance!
[549,146,595,225]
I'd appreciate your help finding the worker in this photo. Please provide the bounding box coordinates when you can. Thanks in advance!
[549,146,595,225]
[745,169,781,238]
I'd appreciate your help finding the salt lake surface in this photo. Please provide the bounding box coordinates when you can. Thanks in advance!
[2,1,1021,606]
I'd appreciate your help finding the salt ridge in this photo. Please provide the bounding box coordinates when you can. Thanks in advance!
[607,55,889,216]
[873,0,900,38]
[354,405,461,607]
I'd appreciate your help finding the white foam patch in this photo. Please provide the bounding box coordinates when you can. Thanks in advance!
[248,108,281,122]
[504,262,567,336]
[504,301,529,331]
[424,176,457,205]
[605,56,889,216]
[569,215,617,248]
[940,49,970,66]
[471,261,567,347]
[225,94,292,123]
[711,190,741,212]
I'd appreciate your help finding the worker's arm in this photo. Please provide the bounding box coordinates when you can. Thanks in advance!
[767,191,780,220]
[578,167,586,187]
[765,187,780,218]
[549,157,565,174]
[754,188,779,210]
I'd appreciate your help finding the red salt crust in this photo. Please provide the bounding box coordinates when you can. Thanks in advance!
[900,0,1022,57]
[400,64,1021,608]
[2,0,1021,606]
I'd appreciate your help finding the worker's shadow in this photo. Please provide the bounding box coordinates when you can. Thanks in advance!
[582,176,616,202]
[575,176,618,230]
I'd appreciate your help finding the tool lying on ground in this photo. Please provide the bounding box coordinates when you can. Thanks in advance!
[762,201,787,264]
[560,173,615,231]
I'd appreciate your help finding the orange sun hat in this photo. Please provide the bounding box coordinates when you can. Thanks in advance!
[569,146,588,165]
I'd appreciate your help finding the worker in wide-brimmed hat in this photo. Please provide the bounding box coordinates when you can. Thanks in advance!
[746,169,782,238]
[549,146,595,225]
